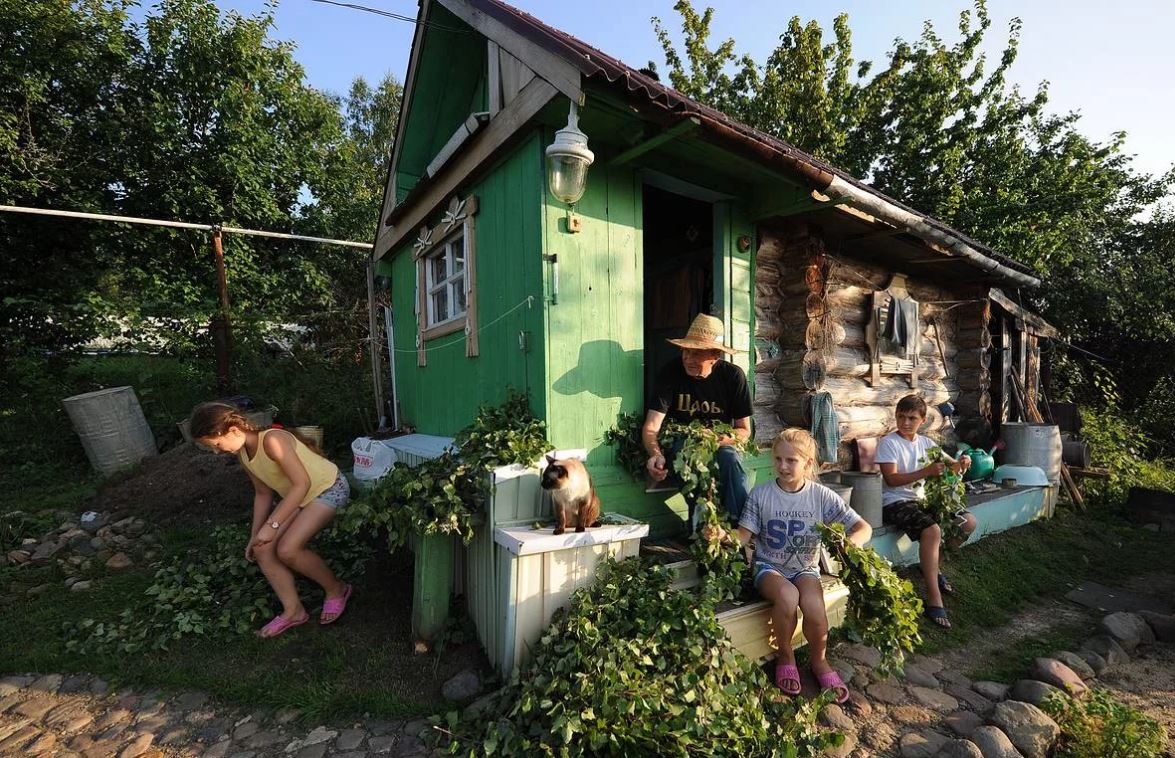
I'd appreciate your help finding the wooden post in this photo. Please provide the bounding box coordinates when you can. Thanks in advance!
[411,533,455,646]
[211,228,232,391]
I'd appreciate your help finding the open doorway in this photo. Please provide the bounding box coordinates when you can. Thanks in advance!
[642,184,714,403]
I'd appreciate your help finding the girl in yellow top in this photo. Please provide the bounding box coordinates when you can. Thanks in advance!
[189,402,352,638]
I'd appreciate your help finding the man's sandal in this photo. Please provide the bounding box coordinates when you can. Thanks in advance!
[938,573,955,595]
[925,605,951,629]
[258,612,309,638]
[774,662,802,696]
[815,670,851,704]
[320,583,353,625]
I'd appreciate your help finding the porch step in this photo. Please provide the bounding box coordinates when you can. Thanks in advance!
[641,538,850,661]
[716,575,850,662]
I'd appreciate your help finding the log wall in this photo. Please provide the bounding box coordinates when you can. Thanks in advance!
[752,220,992,462]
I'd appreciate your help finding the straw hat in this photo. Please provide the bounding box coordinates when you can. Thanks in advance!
[667,314,738,355]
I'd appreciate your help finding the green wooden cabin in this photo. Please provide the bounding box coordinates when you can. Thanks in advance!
[371,0,1062,668]
[373,0,1051,536]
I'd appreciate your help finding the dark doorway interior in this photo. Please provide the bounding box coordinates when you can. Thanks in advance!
[642,184,714,404]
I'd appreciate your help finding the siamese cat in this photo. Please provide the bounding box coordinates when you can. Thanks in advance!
[541,455,601,535]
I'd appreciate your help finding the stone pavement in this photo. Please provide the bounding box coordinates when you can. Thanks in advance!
[0,673,431,758]
[819,608,1175,757]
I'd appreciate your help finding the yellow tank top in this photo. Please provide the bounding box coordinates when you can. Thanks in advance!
[238,429,339,507]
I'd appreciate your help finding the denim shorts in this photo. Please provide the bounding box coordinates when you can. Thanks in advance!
[753,561,820,590]
[314,474,351,509]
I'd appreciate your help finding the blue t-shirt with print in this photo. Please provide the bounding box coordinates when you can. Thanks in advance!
[738,479,862,576]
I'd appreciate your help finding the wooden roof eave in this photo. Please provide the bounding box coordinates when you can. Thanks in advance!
[375,76,559,262]
[989,288,1059,339]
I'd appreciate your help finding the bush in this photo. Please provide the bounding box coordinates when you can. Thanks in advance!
[435,557,839,757]
[1041,688,1167,758]
[65,519,374,653]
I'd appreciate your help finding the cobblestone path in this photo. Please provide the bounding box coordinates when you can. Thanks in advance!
[0,673,430,758]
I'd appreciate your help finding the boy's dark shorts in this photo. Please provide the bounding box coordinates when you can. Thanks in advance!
[883,500,972,541]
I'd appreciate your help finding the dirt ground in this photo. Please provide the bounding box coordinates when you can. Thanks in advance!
[935,573,1175,752]
[87,442,253,525]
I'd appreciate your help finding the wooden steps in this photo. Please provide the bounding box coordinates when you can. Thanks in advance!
[716,575,850,661]
[640,540,849,661]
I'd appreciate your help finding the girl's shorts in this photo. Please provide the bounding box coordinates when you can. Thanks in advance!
[753,561,820,590]
[314,474,351,509]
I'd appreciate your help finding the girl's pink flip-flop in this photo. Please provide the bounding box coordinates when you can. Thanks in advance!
[320,583,353,625]
[775,662,802,696]
[816,669,851,704]
[258,612,308,638]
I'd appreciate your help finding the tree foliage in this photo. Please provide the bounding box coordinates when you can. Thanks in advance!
[653,0,1175,452]
[0,0,401,353]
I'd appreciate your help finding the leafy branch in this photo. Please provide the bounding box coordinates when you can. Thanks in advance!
[347,390,550,551]
[431,557,840,757]
[921,448,967,545]
[817,522,923,678]
[606,414,758,600]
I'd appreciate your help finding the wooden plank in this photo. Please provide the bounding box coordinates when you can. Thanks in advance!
[411,534,454,642]
[989,287,1058,338]
[512,552,543,673]
[609,118,700,166]
[499,47,536,104]
[487,40,502,116]
[378,77,558,260]
[436,0,583,103]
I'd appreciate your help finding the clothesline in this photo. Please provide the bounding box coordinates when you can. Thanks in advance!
[390,295,536,354]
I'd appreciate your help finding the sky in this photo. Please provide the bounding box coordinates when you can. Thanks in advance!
[185,0,1174,179]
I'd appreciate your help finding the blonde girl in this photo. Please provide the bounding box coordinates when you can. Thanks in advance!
[189,402,353,638]
[736,428,872,701]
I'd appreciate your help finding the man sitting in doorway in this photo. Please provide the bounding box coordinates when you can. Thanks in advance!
[642,314,753,529]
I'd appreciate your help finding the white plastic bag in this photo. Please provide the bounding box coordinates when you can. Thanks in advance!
[351,437,396,487]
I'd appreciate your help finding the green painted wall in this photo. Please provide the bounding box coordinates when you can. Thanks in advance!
[385,133,547,435]
[394,4,487,204]
[538,132,769,536]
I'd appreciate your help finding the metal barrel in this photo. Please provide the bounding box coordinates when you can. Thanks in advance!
[1001,422,1062,485]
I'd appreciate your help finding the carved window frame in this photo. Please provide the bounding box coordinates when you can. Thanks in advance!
[413,195,479,366]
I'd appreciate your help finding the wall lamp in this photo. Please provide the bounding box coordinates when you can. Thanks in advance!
[545,101,594,231]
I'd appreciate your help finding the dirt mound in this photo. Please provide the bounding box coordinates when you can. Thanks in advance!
[88,443,252,525]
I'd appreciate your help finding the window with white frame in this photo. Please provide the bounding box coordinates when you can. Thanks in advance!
[412,194,479,366]
[425,231,467,327]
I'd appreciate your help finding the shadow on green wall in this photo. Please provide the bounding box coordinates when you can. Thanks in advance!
[551,339,643,400]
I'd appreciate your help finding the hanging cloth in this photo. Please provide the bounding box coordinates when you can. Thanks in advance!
[805,391,841,464]
[881,296,919,355]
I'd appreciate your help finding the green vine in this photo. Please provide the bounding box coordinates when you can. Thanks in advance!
[817,522,923,678]
[602,411,647,480]
[348,390,550,551]
[1042,688,1167,758]
[920,448,967,545]
[65,522,372,653]
[454,389,551,474]
[432,557,840,757]
[664,420,757,601]
[606,414,758,601]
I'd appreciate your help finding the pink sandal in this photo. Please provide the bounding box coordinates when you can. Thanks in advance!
[775,662,802,695]
[320,583,353,625]
[816,669,850,704]
[258,612,308,638]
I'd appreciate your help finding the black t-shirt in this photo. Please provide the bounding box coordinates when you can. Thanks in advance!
[648,359,752,425]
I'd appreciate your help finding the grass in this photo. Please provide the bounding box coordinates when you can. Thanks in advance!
[907,506,1175,655]
[1,539,486,722]
[965,620,1093,683]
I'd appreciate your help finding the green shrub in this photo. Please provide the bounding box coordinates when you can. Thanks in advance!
[346,390,550,550]
[434,557,839,757]
[1042,688,1167,758]
[818,523,923,678]
[65,520,374,653]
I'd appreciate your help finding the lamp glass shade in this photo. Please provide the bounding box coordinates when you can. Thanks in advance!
[546,154,590,205]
